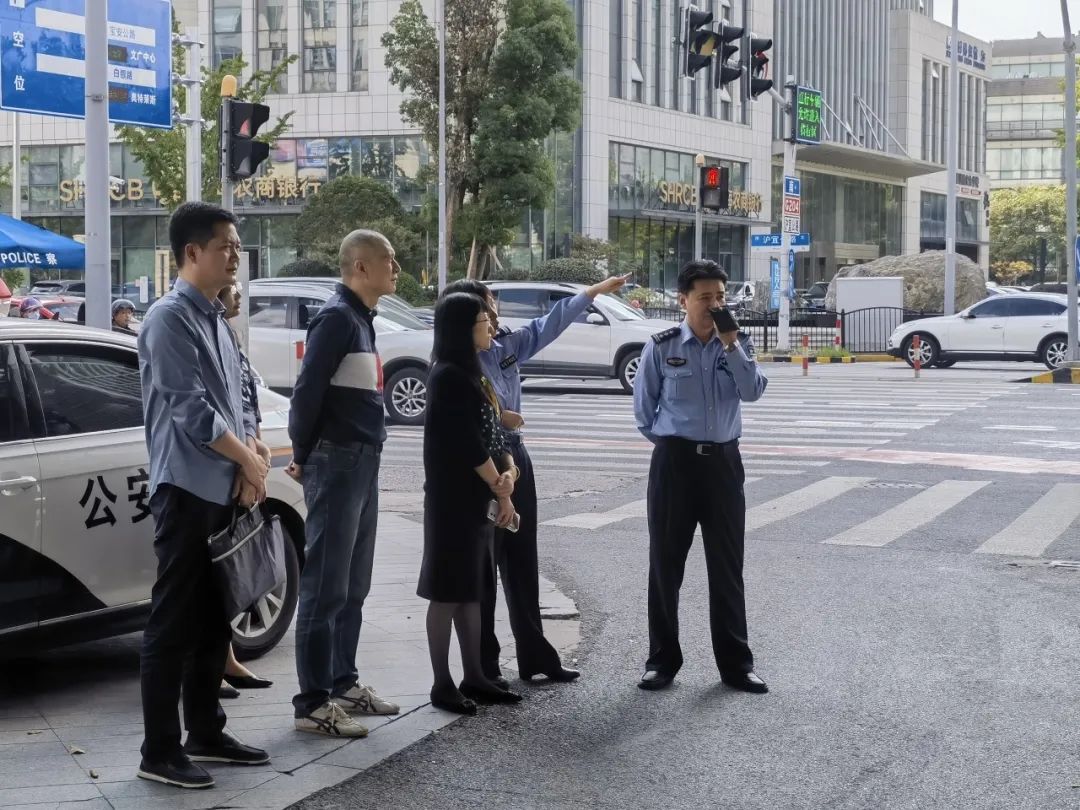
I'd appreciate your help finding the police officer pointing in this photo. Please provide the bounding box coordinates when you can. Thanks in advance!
[632,260,768,693]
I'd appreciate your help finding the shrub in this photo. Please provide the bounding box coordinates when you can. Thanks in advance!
[530,257,605,285]
[276,258,337,279]
[394,271,435,306]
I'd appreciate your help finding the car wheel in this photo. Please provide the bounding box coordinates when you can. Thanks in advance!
[617,349,642,393]
[1040,335,1069,370]
[232,519,300,661]
[933,360,956,368]
[386,367,429,426]
[902,333,938,368]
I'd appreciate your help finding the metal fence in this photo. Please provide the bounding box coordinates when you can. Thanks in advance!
[637,306,942,354]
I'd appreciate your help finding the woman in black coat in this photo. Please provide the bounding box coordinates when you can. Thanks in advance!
[418,292,523,714]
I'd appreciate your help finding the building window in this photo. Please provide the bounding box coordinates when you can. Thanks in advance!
[257,0,288,92]
[351,0,369,91]
[609,0,623,98]
[670,1,680,110]
[212,0,242,68]
[630,0,643,102]
[651,0,661,106]
[303,0,337,93]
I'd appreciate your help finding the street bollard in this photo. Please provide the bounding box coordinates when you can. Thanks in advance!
[834,314,841,350]
[295,340,305,361]
[802,334,809,377]
[912,334,921,379]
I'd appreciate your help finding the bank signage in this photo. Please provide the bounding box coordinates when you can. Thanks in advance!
[655,180,763,217]
[55,174,325,207]
[945,37,987,71]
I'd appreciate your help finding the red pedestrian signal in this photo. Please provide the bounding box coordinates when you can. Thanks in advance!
[700,165,729,212]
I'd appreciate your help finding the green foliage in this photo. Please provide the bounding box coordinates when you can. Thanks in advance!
[394,271,436,306]
[570,235,616,264]
[531,257,604,284]
[991,260,1034,285]
[815,347,851,359]
[487,263,531,281]
[292,176,423,271]
[989,186,1066,282]
[116,15,295,210]
[1,268,25,292]
[624,286,663,307]
[277,258,337,278]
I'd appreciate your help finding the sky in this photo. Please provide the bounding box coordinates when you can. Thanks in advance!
[933,0,1077,43]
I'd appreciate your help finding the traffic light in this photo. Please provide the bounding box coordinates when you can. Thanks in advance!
[699,165,729,212]
[713,23,744,90]
[743,34,774,100]
[223,99,271,181]
[682,8,717,77]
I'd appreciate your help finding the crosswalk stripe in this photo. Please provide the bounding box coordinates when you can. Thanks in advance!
[823,480,990,547]
[746,477,873,531]
[975,483,1080,557]
[543,499,646,528]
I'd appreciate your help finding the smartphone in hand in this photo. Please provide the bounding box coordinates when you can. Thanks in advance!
[710,306,740,333]
[486,499,521,532]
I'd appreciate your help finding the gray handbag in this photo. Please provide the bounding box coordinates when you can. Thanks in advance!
[207,505,287,622]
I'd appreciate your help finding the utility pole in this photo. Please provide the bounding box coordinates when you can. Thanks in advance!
[943,0,960,316]
[219,74,237,214]
[84,0,110,330]
[694,153,705,259]
[436,0,448,292]
[1061,0,1078,362]
[767,79,797,353]
[175,28,205,202]
[10,114,19,220]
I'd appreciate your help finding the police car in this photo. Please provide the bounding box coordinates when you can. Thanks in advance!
[0,318,306,658]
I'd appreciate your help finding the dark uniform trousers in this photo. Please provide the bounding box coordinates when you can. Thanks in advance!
[481,437,562,679]
[140,484,233,761]
[646,436,753,678]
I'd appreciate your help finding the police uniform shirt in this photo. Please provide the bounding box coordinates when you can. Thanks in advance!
[633,321,767,444]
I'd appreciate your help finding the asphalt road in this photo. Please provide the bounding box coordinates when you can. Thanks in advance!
[296,362,1080,810]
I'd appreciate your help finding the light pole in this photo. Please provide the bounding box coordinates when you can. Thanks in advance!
[1060,0,1078,362]
[943,0,960,316]
[694,153,705,260]
[84,0,110,330]
[436,0,448,292]
[1035,223,1050,284]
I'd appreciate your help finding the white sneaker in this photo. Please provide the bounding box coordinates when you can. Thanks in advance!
[336,683,400,716]
[295,701,369,737]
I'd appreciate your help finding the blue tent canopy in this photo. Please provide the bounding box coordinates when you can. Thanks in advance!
[0,215,85,270]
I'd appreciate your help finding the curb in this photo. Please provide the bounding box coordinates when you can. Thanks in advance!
[757,354,898,364]
[1024,367,1080,384]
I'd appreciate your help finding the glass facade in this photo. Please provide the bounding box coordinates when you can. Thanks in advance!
[607,215,747,290]
[257,0,289,92]
[990,58,1065,80]
[303,0,337,92]
[920,192,981,244]
[212,0,243,68]
[350,0,369,91]
[987,145,1062,183]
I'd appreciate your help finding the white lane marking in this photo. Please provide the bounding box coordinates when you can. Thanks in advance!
[823,480,990,548]
[976,484,1080,557]
[746,477,873,531]
[983,425,1056,432]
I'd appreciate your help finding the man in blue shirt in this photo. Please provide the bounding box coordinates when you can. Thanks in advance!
[441,274,630,687]
[633,260,768,694]
[136,202,272,789]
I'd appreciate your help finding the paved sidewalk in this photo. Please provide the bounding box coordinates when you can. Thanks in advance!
[0,507,581,810]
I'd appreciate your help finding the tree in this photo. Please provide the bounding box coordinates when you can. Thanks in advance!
[991,260,1034,285]
[116,21,295,209]
[383,0,580,279]
[277,258,337,278]
[989,186,1066,282]
[292,176,422,270]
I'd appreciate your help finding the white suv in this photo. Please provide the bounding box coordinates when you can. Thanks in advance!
[0,319,306,658]
[246,282,433,425]
[485,281,677,391]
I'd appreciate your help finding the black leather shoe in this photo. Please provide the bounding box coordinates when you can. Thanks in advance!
[722,671,769,694]
[520,666,580,683]
[183,731,270,765]
[491,676,511,691]
[224,673,274,689]
[137,753,214,789]
[460,681,523,704]
[430,686,477,715]
[219,684,240,700]
[638,670,674,691]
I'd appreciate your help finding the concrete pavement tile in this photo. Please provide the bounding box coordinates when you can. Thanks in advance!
[0,759,90,789]
[318,715,448,770]
[0,708,43,721]
[58,732,142,755]
[72,764,139,784]
[96,768,274,798]
[0,717,48,734]
[0,784,102,806]
[0,739,69,759]
[0,752,77,777]
[0,729,59,745]
[105,789,246,810]
[49,722,143,741]
[225,764,360,809]
[1,802,112,810]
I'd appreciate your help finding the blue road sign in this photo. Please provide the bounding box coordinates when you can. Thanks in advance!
[784,177,801,197]
[751,233,783,250]
[0,0,172,128]
[788,249,796,297]
[791,232,811,248]
[770,258,781,309]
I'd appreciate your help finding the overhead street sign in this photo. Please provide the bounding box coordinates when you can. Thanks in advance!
[793,86,823,145]
[0,0,172,128]
[752,232,811,253]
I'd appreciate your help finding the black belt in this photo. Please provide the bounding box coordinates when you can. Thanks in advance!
[315,438,382,456]
[504,432,525,447]
[660,436,738,456]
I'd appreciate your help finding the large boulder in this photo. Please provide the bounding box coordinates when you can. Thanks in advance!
[823,251,986,312]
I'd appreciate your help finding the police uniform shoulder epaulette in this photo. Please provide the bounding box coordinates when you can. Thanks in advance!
[652,327,681,344]
[495,326,512,338]
[737,329,750,340]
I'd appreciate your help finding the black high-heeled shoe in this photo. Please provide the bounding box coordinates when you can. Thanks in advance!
[219,684,240,700]
[459,681,523,704]
[519,666,580,683]
[223,674,274,689]
[430,687,477,715]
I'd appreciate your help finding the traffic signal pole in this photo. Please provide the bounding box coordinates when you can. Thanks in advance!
[776,91,795,353]
[84,0,111,331]
[943,0,959,316]
[1061,0,1078,363]
[694,154,705,260]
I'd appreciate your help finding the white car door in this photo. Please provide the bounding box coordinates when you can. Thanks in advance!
[24,339,157,617]
[0,343,42,633]
[1002,298,1066,354]
[541,292,612,373]
[492,288,549,373]
[248,295,294,389]
[949,298,1011,354]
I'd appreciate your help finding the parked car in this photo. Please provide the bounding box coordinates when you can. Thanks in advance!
[1028,282,1067,295]
[250,277,431,331]
[804,281,829,309]
[245,281,434,425]
[8,294,83,321]
[0,319,306,657]
[485,281,676,392]
[886,293,1074,369]
[29,279,86,297]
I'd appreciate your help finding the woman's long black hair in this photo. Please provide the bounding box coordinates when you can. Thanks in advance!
[432,292,485,383]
